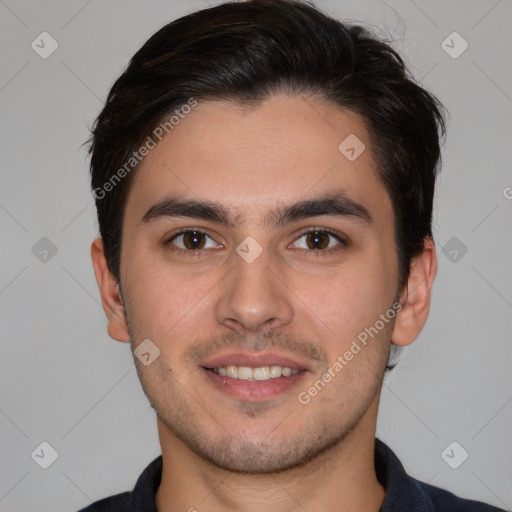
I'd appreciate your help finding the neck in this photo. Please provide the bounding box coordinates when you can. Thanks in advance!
[155,399,385,512]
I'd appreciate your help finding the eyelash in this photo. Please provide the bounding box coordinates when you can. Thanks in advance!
[164,228,348,257]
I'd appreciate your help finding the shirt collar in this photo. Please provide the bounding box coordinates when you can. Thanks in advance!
[375,438,435,512]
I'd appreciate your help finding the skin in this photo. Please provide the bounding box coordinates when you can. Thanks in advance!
[92,94,436,512]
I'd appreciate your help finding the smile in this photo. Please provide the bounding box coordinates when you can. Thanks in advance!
[211,365,300,381]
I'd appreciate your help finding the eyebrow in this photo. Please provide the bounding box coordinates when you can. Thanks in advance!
[141,191,372,229]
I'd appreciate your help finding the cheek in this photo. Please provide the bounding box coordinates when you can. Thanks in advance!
[292,254,395,343]
[121,250,209,340]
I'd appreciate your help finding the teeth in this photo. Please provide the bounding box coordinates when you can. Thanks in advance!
[211,365,300,381]
[253,366,270,380]
[238,366,253,380]
[270,365,282,378]
[226,365,238,379]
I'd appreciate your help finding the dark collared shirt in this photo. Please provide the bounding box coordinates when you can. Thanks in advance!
[78,439,505,511]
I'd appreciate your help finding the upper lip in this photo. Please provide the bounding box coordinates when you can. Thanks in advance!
[201,352,311,372]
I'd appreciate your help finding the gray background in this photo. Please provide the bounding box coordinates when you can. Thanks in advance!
[1,0,511,511]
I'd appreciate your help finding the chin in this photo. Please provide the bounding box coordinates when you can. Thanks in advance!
[166,416,353,475]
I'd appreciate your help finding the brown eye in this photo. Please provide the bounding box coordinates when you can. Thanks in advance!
[291,230,346,252]
[305,231,330,250]
[182,231,206,250]
[168,230,219,251]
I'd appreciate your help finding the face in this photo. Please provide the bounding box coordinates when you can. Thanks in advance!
[117,95,402,473]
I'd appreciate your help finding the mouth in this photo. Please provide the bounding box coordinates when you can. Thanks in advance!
[211,365,300,380]
[200,352,310,401]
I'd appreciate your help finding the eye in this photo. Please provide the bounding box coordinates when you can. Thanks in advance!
[291,229,346,252]
[167,230,221,252]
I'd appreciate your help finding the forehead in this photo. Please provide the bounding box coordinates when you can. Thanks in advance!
[125,94,393,225]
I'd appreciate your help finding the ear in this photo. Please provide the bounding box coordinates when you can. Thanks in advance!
[392,237,437,347]
[91,237,130,343]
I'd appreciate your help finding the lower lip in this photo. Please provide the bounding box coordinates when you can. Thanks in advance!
[201,368,307,401]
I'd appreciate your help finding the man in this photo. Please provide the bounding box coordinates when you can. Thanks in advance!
[82,0,504,510]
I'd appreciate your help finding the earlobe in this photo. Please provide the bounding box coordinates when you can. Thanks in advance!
[392,238,437,347]
[91,238,131,343]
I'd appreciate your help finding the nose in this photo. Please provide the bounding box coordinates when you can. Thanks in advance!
[215,250,294,334]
